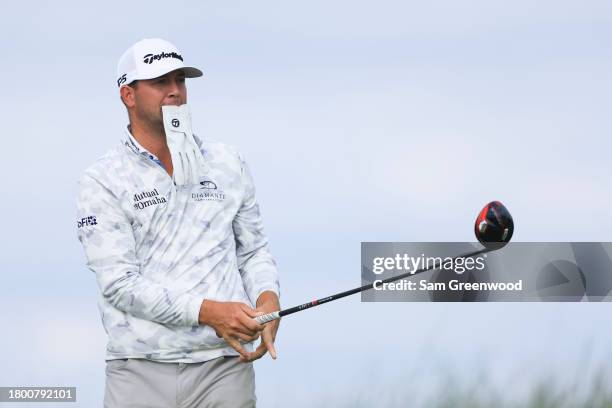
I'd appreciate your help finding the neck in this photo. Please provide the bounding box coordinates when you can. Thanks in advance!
[128,120,174,176]
[129,120,169,159]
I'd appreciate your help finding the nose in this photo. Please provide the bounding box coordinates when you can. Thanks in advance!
[167,82,179,97]
[166,78,184,103]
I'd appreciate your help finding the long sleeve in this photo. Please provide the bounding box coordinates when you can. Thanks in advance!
[76,174,202,327]
[232,152,280,304]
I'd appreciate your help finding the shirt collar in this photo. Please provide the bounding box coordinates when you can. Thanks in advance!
[123,126,164,168]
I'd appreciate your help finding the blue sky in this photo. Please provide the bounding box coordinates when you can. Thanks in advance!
[1,1,611,406]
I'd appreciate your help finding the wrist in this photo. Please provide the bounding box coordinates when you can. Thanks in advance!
[256,291,280,309]
[198,299,215,326]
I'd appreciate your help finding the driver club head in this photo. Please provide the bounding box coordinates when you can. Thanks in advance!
[475,201,514,250]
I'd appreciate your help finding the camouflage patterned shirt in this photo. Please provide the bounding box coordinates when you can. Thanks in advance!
[76,129,280,362]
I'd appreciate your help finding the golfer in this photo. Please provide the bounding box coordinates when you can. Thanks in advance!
[76,38,280,407]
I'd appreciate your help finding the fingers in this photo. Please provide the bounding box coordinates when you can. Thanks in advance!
[202,301,272,361]
[240,342,268,363]
[238,305,265,333]
[261,327,277,360]
[218,318,261,343]
[233,330,261,343]
[241,303,264,319]
[224,335,250,361]
[222,328,261,361]
[220,303,264,337]
[238,327,278,363]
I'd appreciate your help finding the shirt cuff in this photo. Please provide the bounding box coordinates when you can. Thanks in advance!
[185,295,204,327]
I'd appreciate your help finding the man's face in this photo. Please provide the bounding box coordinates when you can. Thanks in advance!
[129,69,187,127]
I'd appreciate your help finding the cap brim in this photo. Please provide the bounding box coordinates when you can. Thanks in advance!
[132,66,204,82]
[180,67,203,78]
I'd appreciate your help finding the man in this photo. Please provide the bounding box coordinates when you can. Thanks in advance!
[76,38,280,408]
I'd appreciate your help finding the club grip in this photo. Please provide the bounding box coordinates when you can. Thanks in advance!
[254,311,280,325]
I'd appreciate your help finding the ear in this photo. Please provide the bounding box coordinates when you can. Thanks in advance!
[120,85,136,108]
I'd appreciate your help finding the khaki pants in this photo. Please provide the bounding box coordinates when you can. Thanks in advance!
[104,356,256,408]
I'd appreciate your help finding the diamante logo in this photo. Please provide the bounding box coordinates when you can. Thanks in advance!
[193,179,225,202]
[142,51,184,65]
[200,180,217,190]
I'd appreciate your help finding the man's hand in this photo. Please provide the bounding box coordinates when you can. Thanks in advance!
[198,300,264,361]
[240,291,281,363]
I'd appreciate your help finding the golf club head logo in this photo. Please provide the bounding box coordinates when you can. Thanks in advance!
[171,118,180,128]
[200,180,217,190]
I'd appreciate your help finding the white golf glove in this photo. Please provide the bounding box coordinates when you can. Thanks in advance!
[162,104,208,186]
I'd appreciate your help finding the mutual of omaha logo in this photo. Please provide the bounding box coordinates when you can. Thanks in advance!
[192,179,225,202]
[78,215,97,228]
[134,188,167,210]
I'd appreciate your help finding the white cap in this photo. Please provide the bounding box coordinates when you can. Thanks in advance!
[116,38,203,88]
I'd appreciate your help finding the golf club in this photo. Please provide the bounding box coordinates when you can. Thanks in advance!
[254,201,514,325]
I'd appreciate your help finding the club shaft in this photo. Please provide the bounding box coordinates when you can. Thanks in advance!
[254,246,493,324]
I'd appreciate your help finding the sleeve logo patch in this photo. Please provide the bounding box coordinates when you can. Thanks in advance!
[77,216,98,228]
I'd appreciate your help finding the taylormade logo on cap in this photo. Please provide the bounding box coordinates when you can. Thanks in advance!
[116,38,203,88]
[142,51,184,65]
